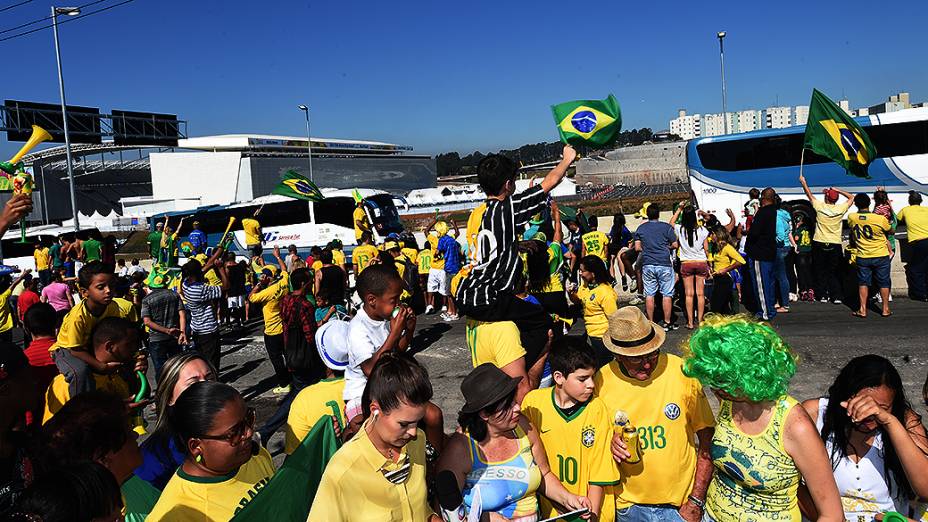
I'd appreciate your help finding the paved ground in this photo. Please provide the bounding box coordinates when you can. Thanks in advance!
[143,297,928,459]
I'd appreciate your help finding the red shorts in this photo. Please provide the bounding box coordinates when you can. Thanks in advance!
[680,261,710,278]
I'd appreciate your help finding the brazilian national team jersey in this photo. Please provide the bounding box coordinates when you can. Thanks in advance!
[582,231,609,261]
[848,212,891,258]
[522,389,620,521]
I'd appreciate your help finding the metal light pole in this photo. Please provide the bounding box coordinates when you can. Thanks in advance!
[52,6,81,232]
[717,31,729,135]
[298,104,313,183]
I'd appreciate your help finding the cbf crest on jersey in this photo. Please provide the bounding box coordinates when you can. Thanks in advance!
[581,426,596,448]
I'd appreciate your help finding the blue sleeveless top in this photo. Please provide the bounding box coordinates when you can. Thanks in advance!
[461,426,541,518]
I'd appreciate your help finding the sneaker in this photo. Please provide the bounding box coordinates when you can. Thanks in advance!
[819,296,829,303]
[424,305,434,315]
[442,314,459,322]
[789,293,798,302]
[439,312,450,320]
[441,305,448,312]
[628,296,644,305]
[832,299,842,305]
[272,385,291,395]
[662,322,678,331]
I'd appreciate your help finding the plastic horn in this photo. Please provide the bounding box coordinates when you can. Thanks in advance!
[217,216,237,248]
[134,370,149,403]
[1,125,52,175]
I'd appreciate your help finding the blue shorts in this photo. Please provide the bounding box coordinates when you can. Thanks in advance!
[642,265,675,297]
[857,256,891,288]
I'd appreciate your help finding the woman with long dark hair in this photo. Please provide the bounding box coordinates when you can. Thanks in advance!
[800,355,928,520]
[147,381,274,521]
[568,255,619,367]
[671,204,710,329]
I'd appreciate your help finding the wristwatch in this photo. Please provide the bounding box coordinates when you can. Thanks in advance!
[687,495,705,510]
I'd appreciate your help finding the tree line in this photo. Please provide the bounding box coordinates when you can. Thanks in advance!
[436,128,662,177]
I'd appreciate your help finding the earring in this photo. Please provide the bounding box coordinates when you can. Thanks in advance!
[195,454,203,463]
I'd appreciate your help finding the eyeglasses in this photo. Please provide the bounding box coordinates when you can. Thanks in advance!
[199,407,256,446]
[622,349,660,365]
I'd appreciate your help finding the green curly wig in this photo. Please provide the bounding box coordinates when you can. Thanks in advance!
[682,314,797,402]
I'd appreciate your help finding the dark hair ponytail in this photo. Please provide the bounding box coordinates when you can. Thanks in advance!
[169,381,241,445]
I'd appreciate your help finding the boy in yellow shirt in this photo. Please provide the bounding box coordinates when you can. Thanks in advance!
[249,246,291,394]
[44,316,147,428]
[51,262,135,396]
[284,319,349,454]
[581,215,610,262]
[522,341,620,522]
[351,232,379,276]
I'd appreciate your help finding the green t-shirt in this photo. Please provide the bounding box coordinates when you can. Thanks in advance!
[82,238,102,261]
[794,225,812,253]
[147,231,163,257]
[49,243,63,268]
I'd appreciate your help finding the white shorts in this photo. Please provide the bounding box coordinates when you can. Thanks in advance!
[427,268,449,296]
[227,295,244,308]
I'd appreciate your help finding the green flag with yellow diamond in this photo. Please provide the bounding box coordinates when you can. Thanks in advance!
[803,88,877,178]
[272,170,325,201]
[551,94,622,147]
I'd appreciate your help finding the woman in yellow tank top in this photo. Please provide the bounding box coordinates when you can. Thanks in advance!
[438,364,592,521]
[683,315,843,522]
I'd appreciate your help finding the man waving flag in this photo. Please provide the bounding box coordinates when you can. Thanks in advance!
[551,94,622,147]
[803,88,877,178]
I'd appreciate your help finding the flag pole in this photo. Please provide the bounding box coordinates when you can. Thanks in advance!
[799,147,806,180]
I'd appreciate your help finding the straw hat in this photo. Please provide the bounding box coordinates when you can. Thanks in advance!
[602,306,665,357]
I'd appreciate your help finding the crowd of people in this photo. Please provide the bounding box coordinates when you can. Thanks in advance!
[1,144,928,522]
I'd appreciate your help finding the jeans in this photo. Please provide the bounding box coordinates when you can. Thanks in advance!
[257,370,318,444]
[813,241,844,301]
[773,247,791,306]
[264,333,291,388]
[642,265,675,297]
[907,238,928,300]
[749,259,778,321]
[709,273,739,314]
[795,251,813,292]
[148,339,181,380]
[616,504,683,522]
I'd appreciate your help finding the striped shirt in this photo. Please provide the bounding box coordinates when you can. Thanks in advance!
[182,281,222,334]
[456,185,547,308]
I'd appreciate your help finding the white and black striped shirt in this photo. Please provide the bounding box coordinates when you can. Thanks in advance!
[456,185,547,308]
[182,282,222,334]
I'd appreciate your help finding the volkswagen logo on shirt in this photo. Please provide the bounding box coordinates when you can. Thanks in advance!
[664,403,681,421]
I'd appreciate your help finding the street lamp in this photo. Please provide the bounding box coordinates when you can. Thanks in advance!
[717,31,729,135]
[52,6,81,232]
[297,104,313,183]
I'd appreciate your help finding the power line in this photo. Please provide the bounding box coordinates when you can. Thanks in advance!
[0,0,114,35]
[0,0,33,14]
[0,0,135,43]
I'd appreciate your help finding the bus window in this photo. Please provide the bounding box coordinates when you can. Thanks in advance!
[313,197,355,229]
[367,194,404,236]
[697,120,928,172]
[254,200,311,227]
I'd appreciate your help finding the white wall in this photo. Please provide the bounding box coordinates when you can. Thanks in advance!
[150,152,244,206]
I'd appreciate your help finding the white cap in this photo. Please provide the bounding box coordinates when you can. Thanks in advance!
[315,320,350,371]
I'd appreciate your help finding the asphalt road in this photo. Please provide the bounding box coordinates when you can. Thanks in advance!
[138,297,928,458]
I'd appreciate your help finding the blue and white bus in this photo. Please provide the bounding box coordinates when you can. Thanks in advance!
[688,107,928,216]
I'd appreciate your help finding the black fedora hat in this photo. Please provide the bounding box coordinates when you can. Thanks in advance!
[460,363,522,414]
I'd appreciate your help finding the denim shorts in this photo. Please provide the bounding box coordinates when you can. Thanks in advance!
[642,265,675,297]
[616,504,684,522]
[856,255,891,288]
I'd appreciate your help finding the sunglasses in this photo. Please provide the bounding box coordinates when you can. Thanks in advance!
[379,452,411,484]
[199,407,256,446]
[622,349,661,365]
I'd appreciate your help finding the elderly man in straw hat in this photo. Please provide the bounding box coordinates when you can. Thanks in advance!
[593,307,715,522]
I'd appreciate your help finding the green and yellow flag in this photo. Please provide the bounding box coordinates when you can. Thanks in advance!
[272,170,325,201]
[803,89,877,178]
[551,94,622,147]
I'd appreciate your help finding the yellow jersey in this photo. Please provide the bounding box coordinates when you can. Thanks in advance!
[401,247,418,265]
[43,372,135,428]
[331,249,346,268]
[522,389,620,522]
[204,268,222,287]
[249,272,290,336]
[309,427,433,521]
[0,287,13,334]
[147,447,275,522]
[593,354,715,509]
[582,230,609,261]
[427,235,445,270]
[541,244,565,293]
[897,205,928,243]
[848,212,891,258]
[465,319,525,369]
[53,300,129,352]
[811,199,851,245]
[576,283,618,339]
[113,297,140,325]
[417,249,432,275]
[34,247,51,271]
[710,243,745,273]
[351,244,379,274]
[241,218,262,247]
[284,377,345,455]
[353,207,370,241]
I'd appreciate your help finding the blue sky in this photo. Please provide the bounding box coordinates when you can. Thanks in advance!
[1,0,926,158]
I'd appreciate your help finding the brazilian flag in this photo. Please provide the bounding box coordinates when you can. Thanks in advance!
[272,170,325,201]
[551,94,622,147]
[803,89,877,178]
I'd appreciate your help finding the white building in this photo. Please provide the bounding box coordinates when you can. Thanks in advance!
[764,107,792,129]
[669,110,701,140]
[839,99,852,115]
[702,113,735,136]
[734,110,762,133]
[794,105,809,126]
